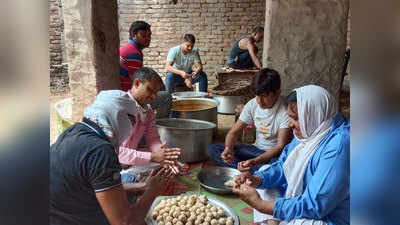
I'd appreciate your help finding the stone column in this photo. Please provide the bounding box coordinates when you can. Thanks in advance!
[262,0,349,100]
[62,0,120,121]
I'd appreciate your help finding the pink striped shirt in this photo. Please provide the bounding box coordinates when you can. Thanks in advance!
[118,93,162,166]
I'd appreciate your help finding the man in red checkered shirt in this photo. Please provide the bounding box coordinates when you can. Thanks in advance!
[120,21,152,92]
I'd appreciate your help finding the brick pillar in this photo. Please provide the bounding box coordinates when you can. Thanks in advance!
[262,0,349,100]
[62,0,120,121]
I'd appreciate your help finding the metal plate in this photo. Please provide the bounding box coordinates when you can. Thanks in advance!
[145,194,239,225]
[197,167,240,194]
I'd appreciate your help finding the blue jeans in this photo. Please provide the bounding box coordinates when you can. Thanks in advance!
[165,71,208,93]
[207,143,271,174]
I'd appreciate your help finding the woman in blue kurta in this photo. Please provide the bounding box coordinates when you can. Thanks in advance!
[233,85,349,225]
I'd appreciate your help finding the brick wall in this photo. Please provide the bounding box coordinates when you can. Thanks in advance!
[49,0,68,93]
[118,0,266,87]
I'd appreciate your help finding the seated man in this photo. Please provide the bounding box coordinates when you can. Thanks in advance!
[233,85,350,225]
[119,67,184,185]
[165,34,208,93]
[227,26,264,70]
[50,90,176,225]
[207,68,291,174]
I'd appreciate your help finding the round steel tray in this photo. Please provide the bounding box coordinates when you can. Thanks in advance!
[197,167,240,194]
[145,194,239,225]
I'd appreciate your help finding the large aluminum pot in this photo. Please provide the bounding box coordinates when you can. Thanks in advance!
[170,98,218,128]
[156,118,216,163]
[171,91,208,99]
[213,94,246,115]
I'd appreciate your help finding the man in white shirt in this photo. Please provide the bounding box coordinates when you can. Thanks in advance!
[165,34,208,93]
[207,68,291,174]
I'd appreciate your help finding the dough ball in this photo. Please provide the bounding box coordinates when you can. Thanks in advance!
[186,222,193,225]
[211,207,217,212]
[212,212,218,219]
[166,216,173,222]
[156,215,163,222]
[210,219,218,225]
[166,222,172,225]
[152,211,158,219]
[202,222,210,225]
[217,210,225,217]
[158,222,165,225]
[173,218,178,224]
[224,179,234,187]
[204,216,212,222]
[218,217,226,225]
[178,214,187,222]
[177,222,184,225]
[194,219,202,225]
[226,220,233,225]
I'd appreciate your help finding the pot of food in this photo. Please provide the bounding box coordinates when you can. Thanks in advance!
[156,118,216,163]
[170,98,218,128]
[213,94,246,114]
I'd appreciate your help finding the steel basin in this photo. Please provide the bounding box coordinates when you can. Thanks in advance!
[213,94,246,115]
[156,118,216,163]
[170,98,218,129]
[197,166,241,194]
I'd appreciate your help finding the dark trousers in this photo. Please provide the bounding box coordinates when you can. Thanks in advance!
[207,143,267,174]
[165,71,208,93]
[228,46,261,69]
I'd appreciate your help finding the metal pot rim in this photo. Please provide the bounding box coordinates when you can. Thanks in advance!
[156,118,216,130]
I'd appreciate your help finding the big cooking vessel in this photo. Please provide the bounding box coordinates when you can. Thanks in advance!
[170,98,218,128]
[213,95,246,115]
[156,118,216,163]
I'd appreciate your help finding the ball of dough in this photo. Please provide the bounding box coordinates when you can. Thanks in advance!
[196,208,202,214]
[194,219,202,225]
[226,220,233,225]
[177,222,184,225]
[185,211,191,217]
[204,216,212,222]
[166,216,173,222]
[210,219,218,225]
[156,215,163,222]
[152,211,158,219]
[218,217,226,225]
[217,210,225,217]
[196,215,204,223]
[211,207,217,212]
[202,222,210,225]
[186,222,193,225]
[173,218,178,224]
[158,222,165,225]
[206,204,212,209]
[212,212,218,219]
[177,196,183,201]
[166,222,172,225]
[178,214,187,222]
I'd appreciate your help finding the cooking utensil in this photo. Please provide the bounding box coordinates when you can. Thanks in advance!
[197,166,241,194]
[171,91,208,99]
[170,98,218,130]
[156,118,216,163]
[213,94,246,114]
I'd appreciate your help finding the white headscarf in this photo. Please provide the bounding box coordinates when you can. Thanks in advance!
[283,85,337,198]
[83,90,137,145]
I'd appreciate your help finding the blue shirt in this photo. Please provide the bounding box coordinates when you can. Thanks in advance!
[254,114,350,225]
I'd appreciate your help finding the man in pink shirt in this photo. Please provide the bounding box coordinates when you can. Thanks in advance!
[119,67,182,184]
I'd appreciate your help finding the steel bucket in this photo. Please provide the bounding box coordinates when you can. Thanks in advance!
[156,118,216,163]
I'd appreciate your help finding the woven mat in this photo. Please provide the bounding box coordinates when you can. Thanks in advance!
[162,161,255,225]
